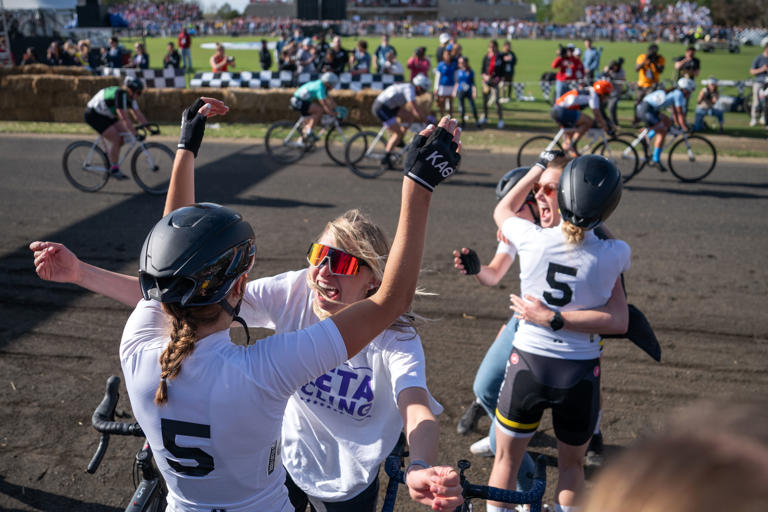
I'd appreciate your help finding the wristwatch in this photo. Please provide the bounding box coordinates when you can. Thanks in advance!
[549,311,564,331]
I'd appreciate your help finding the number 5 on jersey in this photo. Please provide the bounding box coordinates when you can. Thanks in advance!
[543,262,577,307]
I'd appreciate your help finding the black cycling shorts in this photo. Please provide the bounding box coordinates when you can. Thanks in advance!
[84,108,117,134]
[495,348,600,446]
[289,96,311,116]
[636,102,661,127]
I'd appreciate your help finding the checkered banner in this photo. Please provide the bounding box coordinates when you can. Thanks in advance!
[539,80,580,100]
[102,67,186,89]
[189,71,405,91]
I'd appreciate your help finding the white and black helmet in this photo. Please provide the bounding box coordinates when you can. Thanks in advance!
[558,155,622,230]
[124,76,145,93]
[139,203,256,306]
[496,167,530,201]
[677,77,696,92]
[320,72,339,87]
[413,73,431,91]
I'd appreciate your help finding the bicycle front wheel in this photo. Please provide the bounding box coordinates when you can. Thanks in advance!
[131,142,174,195]
[592,138,639,183]
[667,135,717,183]
[345,131,388,179]
[516,136,563,168]
[265,120,306,164]
[62,141,110,192]
[325,122,362,166]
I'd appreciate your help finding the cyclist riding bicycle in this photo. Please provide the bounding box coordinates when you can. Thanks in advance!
[84,76,149,180]
[550,79,615,157]
[636,77,695,167]
[371,74,433,169]
[290,72,342,143]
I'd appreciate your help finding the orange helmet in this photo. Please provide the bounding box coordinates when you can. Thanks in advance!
[592,80,613,96]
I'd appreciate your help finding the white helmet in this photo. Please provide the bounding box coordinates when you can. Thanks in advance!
[320,72,339,87]
[439,33,451,45]
[677,77,696,92]
[413,73,431,91]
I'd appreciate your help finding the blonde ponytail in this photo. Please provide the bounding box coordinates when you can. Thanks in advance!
[562,221,586,245]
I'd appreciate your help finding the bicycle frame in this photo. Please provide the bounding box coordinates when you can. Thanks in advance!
[623,126,681,168]
[362,122,422,160]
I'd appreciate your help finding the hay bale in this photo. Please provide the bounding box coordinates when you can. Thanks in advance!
[54,67,92,77]
[33,75,76,95]
[74,76,120,95]
[51,106,84,122]
[19,64,53,75]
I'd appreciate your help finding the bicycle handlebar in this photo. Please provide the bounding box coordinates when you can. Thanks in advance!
[135,123,161,136]
[86,376,144,474]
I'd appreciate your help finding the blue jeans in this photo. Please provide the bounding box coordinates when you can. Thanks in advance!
[181,48,192,71]
[693,107,723,131]
[473,316,535,491]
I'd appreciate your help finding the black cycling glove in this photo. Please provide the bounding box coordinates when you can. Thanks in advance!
[403,126,460,192]
[459,248,481,275]
[533,149,564,171]
[178,98,207,158]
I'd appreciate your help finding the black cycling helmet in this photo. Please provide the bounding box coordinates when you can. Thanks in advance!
[495,167,530,201]
[124,76,145,93]
[139,203,256,306]
[558,154,622,230]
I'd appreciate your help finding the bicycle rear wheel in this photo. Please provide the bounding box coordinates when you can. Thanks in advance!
[131,142,174,195]
[325,122,362,166]
[265,120,306,164]
[516,136,563,168]
[592,138,639,183]
[62,141,110,192]
[345,131,389,179]
[667,135,717,183]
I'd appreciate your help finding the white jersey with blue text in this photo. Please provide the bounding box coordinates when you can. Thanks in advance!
[240,269,442,501]
[120,300,347,512]
[501,217,630,360]
[374,83,416,109]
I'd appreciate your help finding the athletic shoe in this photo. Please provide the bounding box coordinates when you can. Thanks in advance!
[478,115,487,125]
[303,132,319,146]
[469,436,493,457]
[109,167,129,180]
[749,119,758,127]
[586,432,604,467]
[457,400,484,435]
[497,120,505,129]
[379,152,394,170]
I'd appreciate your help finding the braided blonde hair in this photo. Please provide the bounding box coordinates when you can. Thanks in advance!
[561,220,586,245]
[154,303,221,405]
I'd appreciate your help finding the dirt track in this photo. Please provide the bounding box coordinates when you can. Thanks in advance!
[1,135,767,511]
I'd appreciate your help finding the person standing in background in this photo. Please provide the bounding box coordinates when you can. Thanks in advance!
[407,47,430,82]
[583,39,602,81]
[481,40,505,129]
[259,39,272,71]
[633,44,665,126]
[375,34,396,73]
[602,58,626,126]
[749,42,768,127]
[500,41,517,103]
[163,41,181,69]
[178,27,192,72]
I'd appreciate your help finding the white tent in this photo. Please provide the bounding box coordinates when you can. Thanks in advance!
[1,1,76,9]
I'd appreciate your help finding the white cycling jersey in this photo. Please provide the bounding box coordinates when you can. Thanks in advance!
[374,83,416,109]
[240,269,442,501]
[501,217,630,360]
[120,300,347,512]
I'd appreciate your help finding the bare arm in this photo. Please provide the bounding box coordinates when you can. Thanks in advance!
[672,105,688,131]
[453,248,514,286]
[494,165,543,228]
[29,241,142,307]
[510,275,629,334]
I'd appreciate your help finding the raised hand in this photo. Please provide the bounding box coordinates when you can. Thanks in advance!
[405,465,462,511]
[452,247,480,275]
[29,241,81,284]
[178,97,229,157]
[533,149,564,171]
[404,116,461,192]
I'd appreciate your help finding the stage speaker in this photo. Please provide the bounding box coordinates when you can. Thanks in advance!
[321,0,346,20]
[297,0,319,20]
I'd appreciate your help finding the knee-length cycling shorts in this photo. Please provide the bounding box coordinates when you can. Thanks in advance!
[495,348,600,446]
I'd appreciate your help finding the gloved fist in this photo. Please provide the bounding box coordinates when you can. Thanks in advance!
[178,98,208,158]
[533,149,564,170]
[403,120,461,192]
[458,248,481,275]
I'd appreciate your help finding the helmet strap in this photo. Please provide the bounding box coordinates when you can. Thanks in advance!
[220,298,251,346]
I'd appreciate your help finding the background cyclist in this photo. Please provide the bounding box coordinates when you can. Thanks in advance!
[550,80,615,157]
[371,74,433,169]
[636,77,696,167]
[83,76,148,179]
[289,72,341,143]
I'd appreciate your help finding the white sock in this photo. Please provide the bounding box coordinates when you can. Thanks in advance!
[487,504,515,512]
[593,409,602,435]
[555,504,581,512]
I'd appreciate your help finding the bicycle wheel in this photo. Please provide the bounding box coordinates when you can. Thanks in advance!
[345,131,388,179]
[62,141,110,192]
[265,120,306,164]
[131,142,174,195]
[592,138,639,183]
[325,122,362,166]
[667,135,717,183]
[516,136,563,168]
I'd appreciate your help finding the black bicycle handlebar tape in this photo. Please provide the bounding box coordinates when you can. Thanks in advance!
[178,98,207,158]
[459,248,481,275]
[403,126,460,192]
[91,376,143,435]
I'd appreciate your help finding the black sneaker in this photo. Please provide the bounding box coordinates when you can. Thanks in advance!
[586,432,604,466]
[109,167,129,180]
[379,152,394,170]
[456,400,484,435]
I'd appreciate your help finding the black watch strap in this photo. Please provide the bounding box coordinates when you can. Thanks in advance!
[550,311,565,331]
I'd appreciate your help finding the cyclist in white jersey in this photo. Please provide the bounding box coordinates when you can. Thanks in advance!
[486,154,630,512]
[84,76,149,179]
[31,103,464,512]
[371,75,432,169]
[636,77,695,166]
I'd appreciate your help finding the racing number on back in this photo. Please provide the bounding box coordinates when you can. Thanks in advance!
[161,418,215,476]
[543,263,577,306]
